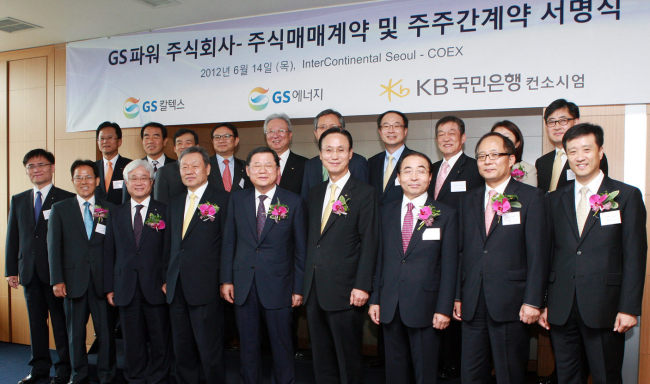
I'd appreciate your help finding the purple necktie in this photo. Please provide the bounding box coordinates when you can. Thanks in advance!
[256,195,267,239]
[134,204,144,245]
[402,202,414,253]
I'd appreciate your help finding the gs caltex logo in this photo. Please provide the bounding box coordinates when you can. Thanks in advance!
[123,97,140,119]
[248,87,269,111]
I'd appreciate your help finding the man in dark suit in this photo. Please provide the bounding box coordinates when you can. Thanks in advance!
[48,160,116,384]
[429,115,482,379]
[104,160,171,383]
[454,133,548,384]
[94,121,132,205]
[141,122,175,173]
[538,124,647,383]
[5,149,73,384]
[304,128,379,383]
[208,123,251,192]
[163,146,230,383]
[369,152,458,384]
[221,146,306,384]
[536,99,608,192]
[263,113,308,195]
[368,110,413,207]
[301,109,369,199]
[153,128,198,204]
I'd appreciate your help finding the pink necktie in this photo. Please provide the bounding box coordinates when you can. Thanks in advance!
[485,189,497,235]
[402,202,414,253]
[434,162,450,199]
[222,159,232,192]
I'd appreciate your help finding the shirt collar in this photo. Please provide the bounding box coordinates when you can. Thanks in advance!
[76,194,96,207]
[216,154,234,164]
[385,145,406,161]
[485,177,512,196]
[187,181,209,200]
[131,196,151,210]
[575,170,604,195]
[402,192,428,209]
[277,150,290,162]
[147,154,166,164]
[255,185,277,201]
[443,150,463,169]
[327,170,351,191]
[104,154,119,166]
[33,183,53,199]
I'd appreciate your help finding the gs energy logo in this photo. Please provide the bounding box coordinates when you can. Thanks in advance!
[123,97,140,119]
[248,87,269,111]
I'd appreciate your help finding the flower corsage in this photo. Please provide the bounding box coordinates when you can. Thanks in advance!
[268,201,289,223]
[198,202,219,222]
[144,211,166,231]
[417,205,441,230]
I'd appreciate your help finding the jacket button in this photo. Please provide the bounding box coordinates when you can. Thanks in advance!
[35,235,39,239]
[401,259,406,264]
[316,244,320,248]
[251,266,255,269]
[576,251,582,255]
[483,250,488,254]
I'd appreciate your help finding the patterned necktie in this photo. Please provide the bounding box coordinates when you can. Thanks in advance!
[152,160,159,173]
[577,186,590,235]
[549,149,565,192]
[484,189,497,235]
[83,201,93,239]
[134,204,144,245]
[222,159,233,192]
[322,165,329,182]
[383,155,394,191]
[105,161,113,193]
[321,184,338,233]
[34,191,42,224]
[256,195,268,239]
[402,202,414,253]
[434,162,450,199]
[182,193,197,239]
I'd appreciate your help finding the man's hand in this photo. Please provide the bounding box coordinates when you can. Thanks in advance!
[349,289,369,307]
[221,283,234,304]
[613,312,637,333]
[106,292,115,307]
[453,301,462,321]
[519,304,541,324]
[53,283,67,298]
[6,276,19,289]
[368,305,380,325]
[537,308,550,330]
[161,283,167,295]
[433,313,451,330]
[292,294,303,308]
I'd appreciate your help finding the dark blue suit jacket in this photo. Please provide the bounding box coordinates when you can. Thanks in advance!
[429,153,483,209]
[301,153,369,200]
[367,147,412,207]
[370,196,458,328]
[220,187,306,309]
[104,199,168,306]
[457,179,548,323]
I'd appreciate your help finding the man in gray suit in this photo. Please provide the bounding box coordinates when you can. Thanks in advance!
[48,160,116,384]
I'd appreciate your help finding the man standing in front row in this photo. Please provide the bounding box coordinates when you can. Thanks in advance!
[6,149,73,384]
[454,133,548,384]
[164,146,229,383]
[104,160,171,383]
[221,147,306,384]
[304,128,379,383]
[539,124,647,383]
[48,160,116,384]
[369,152,458,384]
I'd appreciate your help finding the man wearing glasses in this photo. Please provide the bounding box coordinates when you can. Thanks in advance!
[208,123,251,193]
[536,99,608,192]
[263,113,308,195]
[6,149,74,384]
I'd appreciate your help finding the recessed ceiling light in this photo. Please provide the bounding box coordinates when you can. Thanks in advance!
[0,17,42,33]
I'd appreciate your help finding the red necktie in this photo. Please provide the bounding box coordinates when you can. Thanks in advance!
[402,202,414,253]
[222,159,232,192]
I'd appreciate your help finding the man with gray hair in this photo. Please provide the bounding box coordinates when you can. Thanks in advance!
[104,159,171,383]
[301,109,369,199]
[264,113,308,195]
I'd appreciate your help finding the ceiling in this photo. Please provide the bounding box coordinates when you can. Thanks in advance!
[0,0,377,53]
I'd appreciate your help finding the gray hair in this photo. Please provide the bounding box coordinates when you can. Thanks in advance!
[180,146,211,166]
[313,109,345,130]
[123,159,154,180]
[263,113,292,134]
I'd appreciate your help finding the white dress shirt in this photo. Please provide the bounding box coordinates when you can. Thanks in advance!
[277,150,290,175]
[184,182,208,216]
[322,171,351,219]
[438,150,463,179]
[484,177,512,207]
[76,195,96,217]
[255,186,276,213]
[103,154,120,175]
[574,171,604,211]
[131,196,150,227]
[147,154,167,169]
[33,183,53,206]
[400,192,428,229]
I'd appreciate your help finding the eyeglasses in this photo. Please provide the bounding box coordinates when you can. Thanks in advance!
[400,168,429,177]
[265,129,289,136]
[249,164,277,173]
[316,125,341,130]
[212,134,234,140]
[73,176,95,182]
[476,152,511,162]
[128,176,152,183]
[546,118,575,127]
[380,123,404,131]
[26,163,51,171]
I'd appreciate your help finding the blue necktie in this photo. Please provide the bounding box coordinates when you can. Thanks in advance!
[34,191,42,224]
[83,202,93,239]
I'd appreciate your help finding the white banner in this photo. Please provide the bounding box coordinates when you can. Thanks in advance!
[66,0,650,132]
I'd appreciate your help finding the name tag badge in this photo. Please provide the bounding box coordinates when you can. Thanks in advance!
[566,169,576,181]
[239,179,245,188]
[422,227,441,240]
[42,209,51,220]
[600,210,621,226]
[450,180,467,192]
[95,223,106,235]
[502,211,521,225]
[394,178,400,186]
[112,180,123,189]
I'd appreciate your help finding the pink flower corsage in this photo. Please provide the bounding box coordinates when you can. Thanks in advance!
[589,190,619,216]
[331,195,349,216]
[511,164,526,181]
[144,212,165,231]
[416,205,441,230]
[198,202,219,222]
[93,205,109,223]
[268,200,289,223]
[490,193,522,222]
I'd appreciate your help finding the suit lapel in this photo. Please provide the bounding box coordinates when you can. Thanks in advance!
[404,196,432,257]
[258,191,279,244]
[472,187,487,243]
[321,179,353,237]
[233,159,245,190]
[27,190,37,230]
[244,189,258,241]
[121,203,138,249]
[486,180,518,238]
[440,154,466,200]
[393,202,406,257]
[560,184,580,241]
[183,190,208,240]
[578,177,609,245]
[210,158,226,191]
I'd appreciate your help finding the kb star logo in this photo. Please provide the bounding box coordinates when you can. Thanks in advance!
[379,79,410,102]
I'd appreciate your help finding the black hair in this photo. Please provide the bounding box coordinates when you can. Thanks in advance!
[141,122,168,139]
[314,109,345,129]
[173,128,199,145]
[246,146,280,167]
[562,123,604,149]
[23,148,55,166]
[96,121,122,139]
[318,127,353,150]
[377,110,409,129]
[70,159,98,178]
[475,132,516,157]
[396,151,433,174]
[491,120,524,162]
[179,146,211,166]
[544,99,580,121]
[435,116,466,135]
[211,122,239,138]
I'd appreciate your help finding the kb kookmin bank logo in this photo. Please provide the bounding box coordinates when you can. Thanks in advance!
[123,97,140,119]
[248,87,269,111]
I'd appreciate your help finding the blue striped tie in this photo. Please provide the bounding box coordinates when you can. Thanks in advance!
[83,202,93,239]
